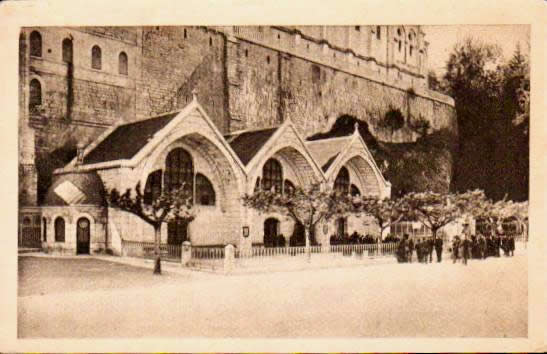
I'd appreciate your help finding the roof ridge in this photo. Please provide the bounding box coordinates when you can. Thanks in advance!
[116,110,182,128]
[306,135,353,143]
[225,126,280,137]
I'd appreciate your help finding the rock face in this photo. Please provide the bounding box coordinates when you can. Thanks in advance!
[19,26,457,205]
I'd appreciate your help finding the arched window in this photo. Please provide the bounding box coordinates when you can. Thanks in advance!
[284,179,295,195]
[143,169,162,204]
[262,158,282,193]
[54,217,65,242]
[30,31,42,57]
[350,184,361,196]
[196,173,215,206]
[165,148,194,197]
[62,38,73,63]
[118,51,128,75]
[29,79,42,113]
[334,166,350,194]
[91,45,102,70]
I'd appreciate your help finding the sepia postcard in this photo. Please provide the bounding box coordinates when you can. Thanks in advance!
[1,0,545,352]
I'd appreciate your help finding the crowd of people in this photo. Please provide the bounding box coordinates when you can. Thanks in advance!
[329,231,381,245]
[396,234,444,263]
[449,233,516,265]
[396,232,517,265]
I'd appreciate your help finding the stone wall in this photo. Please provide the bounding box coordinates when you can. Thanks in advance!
[19,26,457,207]
[227,42,455,142]
[136,27,228,132]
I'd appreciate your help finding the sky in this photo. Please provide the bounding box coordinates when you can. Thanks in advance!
[422,25,530,76]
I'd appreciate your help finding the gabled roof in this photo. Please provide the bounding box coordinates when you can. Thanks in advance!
[305,136,352,172]
[224,127,279,166]
[83,112,179,165]
[56,98,247,176]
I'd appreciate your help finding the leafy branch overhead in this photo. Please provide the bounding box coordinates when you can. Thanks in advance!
[242,181,354,231]
[107,181,195,227]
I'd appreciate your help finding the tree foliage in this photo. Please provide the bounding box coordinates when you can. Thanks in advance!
[242,182,354,257]
[351,196,408,238]
[443,37,529,201]
[401,190,486,238]
[108,182,195,228]
[107,182,195,274]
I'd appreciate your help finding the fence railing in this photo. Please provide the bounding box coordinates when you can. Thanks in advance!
[330,242,399,256]
[121,240,181,260]
[235,245,323,259]
[191,246,225,260]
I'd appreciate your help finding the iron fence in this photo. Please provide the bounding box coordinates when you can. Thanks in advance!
[121,240,181,261]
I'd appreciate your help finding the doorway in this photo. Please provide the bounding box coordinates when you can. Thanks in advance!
[264,218,280,247]
[76,217,90,255]
[168,218,188,245]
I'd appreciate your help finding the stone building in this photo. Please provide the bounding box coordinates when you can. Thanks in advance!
[18,26,455,252]
[39,97,390,254]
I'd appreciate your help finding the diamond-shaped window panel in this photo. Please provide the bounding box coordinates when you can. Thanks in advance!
[54,181,86,205]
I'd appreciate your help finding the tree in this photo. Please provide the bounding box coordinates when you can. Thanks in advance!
[402,190,484,240]
[443,37,529,202]
[242,182,354,261]
[352,196,409,240]
[107,182,195,274]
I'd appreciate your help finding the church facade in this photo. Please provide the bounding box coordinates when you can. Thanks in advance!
[18,26,455,252]
[39,96,390,255]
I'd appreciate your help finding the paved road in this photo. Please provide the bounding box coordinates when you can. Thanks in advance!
[18,253,527,338]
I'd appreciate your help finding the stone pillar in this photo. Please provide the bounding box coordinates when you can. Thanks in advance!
[224,244,235,274]
[181,241,191,266]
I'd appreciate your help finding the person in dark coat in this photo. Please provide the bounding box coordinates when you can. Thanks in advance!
[426,238,434,263]
[509,234,515,256]
[416,239,425,263]
[462,237,470,265]
[495,235,501,257]
[434,237,443,262]
[486,235,494,257]
[478,234,486,259]
[396,235,408,263]
[408,237,415,263]
[452,236,460,263]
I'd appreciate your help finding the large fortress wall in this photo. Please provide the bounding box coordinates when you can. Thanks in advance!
[136,27,229,132]
[19,26,456,205]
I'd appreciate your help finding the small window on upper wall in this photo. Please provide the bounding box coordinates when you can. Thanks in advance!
[376,26,381,40]
[118,51,128,75]
[91,45,102,70]
[355,26,360,31]
[184,28,187,39]
[30,31,42,57]
[62,38,73,63]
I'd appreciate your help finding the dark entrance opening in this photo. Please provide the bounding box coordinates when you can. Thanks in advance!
[168,218,188,245]
[290,221,317,246]
[337,217,347,237]
[76,217,90,255]
[264,218,280,247]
